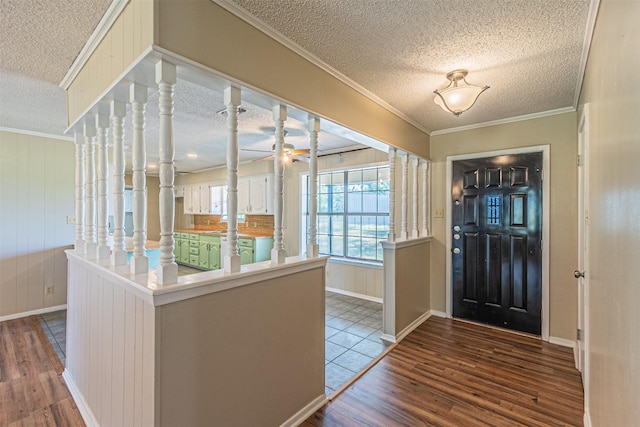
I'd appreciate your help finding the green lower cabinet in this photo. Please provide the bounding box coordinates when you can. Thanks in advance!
[174,234,181,260]
[238,237,274,265]
[199,235,221,270]
[179,239,190,263]
[239,245,253,265]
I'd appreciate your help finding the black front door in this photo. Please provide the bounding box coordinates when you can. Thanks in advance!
[452,152,543,335]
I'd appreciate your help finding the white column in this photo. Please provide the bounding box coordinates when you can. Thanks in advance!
[388,148,396,242]
[155,61,178,285]
[96,113,110,260]
[130,83,149,274]
[74,132,86,254]
[271,105,287,264]
[306,115,320,258]
[411,155,419,239]
[421,160,431,237]
[111,100,128,266]
[400,152,409,240]
[84,122,97,257]
[224,86,241,273]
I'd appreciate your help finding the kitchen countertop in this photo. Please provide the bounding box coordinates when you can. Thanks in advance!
[174,229,274,239]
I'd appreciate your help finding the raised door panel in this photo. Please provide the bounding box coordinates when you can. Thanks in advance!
[249,177,267,214]
[173,236,181,260]
[179,240,190,263]
[198,242,209,268]
[238,179,251,214]
[184,186,194,214]
[200,185,212,215]
[192,186,201,214]
[210,186,223,215]
[209,244,220,270]
[239,246,253,265]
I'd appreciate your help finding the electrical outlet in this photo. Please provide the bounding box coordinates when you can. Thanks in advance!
[45,285,54,295]
[66,216,76,224]
[434,209,445,218]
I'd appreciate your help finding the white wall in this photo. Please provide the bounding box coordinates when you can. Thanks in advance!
[0,130,75,318]
[578,0,640,424]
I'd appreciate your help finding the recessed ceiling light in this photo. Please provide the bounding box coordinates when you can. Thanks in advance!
[187,153,198,159]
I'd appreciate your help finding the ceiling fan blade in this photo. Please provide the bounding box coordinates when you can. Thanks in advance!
[292,155,309,163]
[290,149,311,155]
[241,148,273,153]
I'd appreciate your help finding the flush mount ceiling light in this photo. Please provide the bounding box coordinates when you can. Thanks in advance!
[433,69,489,116]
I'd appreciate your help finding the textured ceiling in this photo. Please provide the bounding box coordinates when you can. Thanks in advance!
[0,0,595,170]
[231,0,592,132]
[0,0,112,83]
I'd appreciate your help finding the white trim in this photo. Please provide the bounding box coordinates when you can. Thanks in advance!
[381,310,432,345]
[59,0,131,89]
[66,250,329,306]
[0,127,73,142]
[279,394,327,427]
[380,236,432,250]
[431,107,575,136]
[445,145,550,341]
[573,0,601,107]
[326,287,383,304]
[430,310,447,318]
[211,0,432,136]
[584,409,592,427]
[0,304,68,322]
[549,336,576,349]
[62,370,99,427]
[327,257,383,270]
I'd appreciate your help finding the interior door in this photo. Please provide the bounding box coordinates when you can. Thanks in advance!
[452,152,543,335]
[577,108,590,375]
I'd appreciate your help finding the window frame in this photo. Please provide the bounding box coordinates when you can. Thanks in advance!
[301,162,390,263]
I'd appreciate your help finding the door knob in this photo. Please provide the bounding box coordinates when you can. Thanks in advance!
[574,270,585,279]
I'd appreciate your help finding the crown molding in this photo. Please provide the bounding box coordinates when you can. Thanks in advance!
[0,126,74,141]
[59,0,130,90]
[430,107,576,136]
[211,0,432,136]
[574,0,601,108]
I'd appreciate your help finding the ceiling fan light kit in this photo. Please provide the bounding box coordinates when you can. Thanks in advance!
[433,69,489,116]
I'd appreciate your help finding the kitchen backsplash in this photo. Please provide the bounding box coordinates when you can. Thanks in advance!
[193,214,274,234]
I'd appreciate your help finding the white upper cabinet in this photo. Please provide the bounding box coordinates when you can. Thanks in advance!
[238,174,273,214]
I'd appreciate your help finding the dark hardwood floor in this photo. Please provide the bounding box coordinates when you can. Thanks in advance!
[0,316,84,427]
[305,317,584,427]
[1,315,583,426]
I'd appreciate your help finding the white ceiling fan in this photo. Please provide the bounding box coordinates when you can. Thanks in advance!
[242,142,312,163]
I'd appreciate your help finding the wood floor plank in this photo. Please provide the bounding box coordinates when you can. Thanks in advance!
[308,317,584,426]
[0,317,84,427]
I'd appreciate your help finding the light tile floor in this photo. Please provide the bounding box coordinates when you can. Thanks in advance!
[37,290,386,397]
[324,291,388,396]
[38,311,67,366]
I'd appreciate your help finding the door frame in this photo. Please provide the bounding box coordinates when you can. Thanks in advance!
[577,104,591,412]
[445,145,550,341]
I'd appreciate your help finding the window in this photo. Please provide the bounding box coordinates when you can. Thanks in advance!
[302,165,389,262]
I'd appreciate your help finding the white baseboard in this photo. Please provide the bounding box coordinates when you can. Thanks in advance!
[325,287,383,304]
[584,408,592,427]
[549,336,578,369]
[381,310,432,345]
[0,304,67,322]
[280,394,327,427]
[62,370,99,427]
[430,310,447,318]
